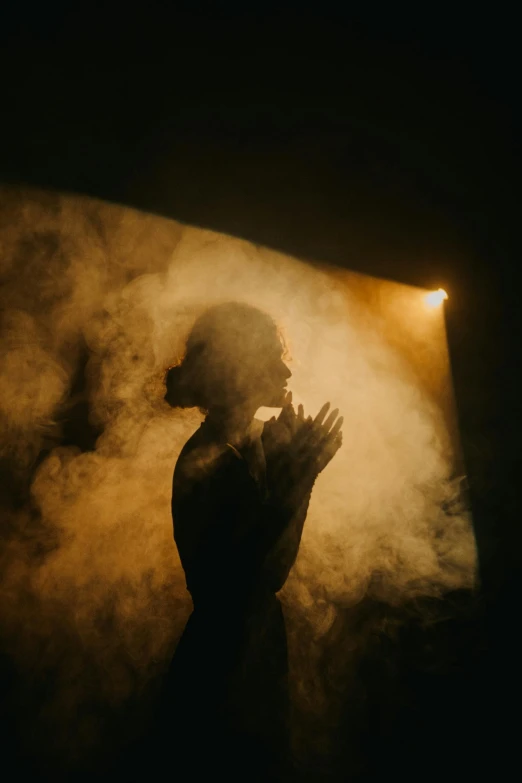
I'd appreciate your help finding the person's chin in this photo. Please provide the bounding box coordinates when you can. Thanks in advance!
[266,388,288,408]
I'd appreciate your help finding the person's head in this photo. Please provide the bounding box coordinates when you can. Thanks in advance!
[164,302,291,413]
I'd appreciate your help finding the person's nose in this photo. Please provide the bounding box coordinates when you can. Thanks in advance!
[282,361,292,380]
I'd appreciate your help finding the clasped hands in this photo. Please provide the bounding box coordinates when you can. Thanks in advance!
[263,391,343,503]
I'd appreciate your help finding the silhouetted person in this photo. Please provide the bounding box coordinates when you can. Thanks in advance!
[161,302,343,779]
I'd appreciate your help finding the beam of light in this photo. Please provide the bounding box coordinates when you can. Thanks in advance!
[424,288,448,308]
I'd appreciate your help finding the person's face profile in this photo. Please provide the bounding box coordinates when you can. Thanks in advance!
[247,341,291,409]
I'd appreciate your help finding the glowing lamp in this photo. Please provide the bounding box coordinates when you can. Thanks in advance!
[425,288,448,307]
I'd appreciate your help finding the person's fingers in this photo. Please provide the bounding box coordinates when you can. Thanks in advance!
[293,417,312,446]
[296,416,314,444]
[313,418,342,454]
[298,410,324,452]
[278,408,290,426]
[301,403,332,450]
[290,408,328,463]
[313,402,330,426]
[312,428,343,469]
[329,416,343,439]
[286,405,298,435]
[277,415,343,485]
[305,407,338,452]
[331,434,342,454]
[321,408,339,434]
[278,401,295,431]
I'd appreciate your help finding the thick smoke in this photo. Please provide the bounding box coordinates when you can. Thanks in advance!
[0,187,476,771]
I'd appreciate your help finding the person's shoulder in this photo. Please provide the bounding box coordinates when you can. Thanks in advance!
[174,428,231,488]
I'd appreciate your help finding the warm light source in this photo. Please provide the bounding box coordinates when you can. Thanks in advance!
[424,288,448,307]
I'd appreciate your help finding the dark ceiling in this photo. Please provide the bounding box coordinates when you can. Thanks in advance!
[1,5,519,287]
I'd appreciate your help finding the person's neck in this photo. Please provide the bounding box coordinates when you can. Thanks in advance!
[205,405,257,446]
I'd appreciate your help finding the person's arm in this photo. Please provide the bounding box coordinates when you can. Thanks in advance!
[258,400,345,592]
[259,488,313,592]
[172,453,298,603]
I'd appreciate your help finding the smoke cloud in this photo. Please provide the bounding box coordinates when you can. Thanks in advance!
[0,186,476,773]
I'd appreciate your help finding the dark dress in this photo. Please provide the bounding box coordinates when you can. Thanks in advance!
[162,418,310,778]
